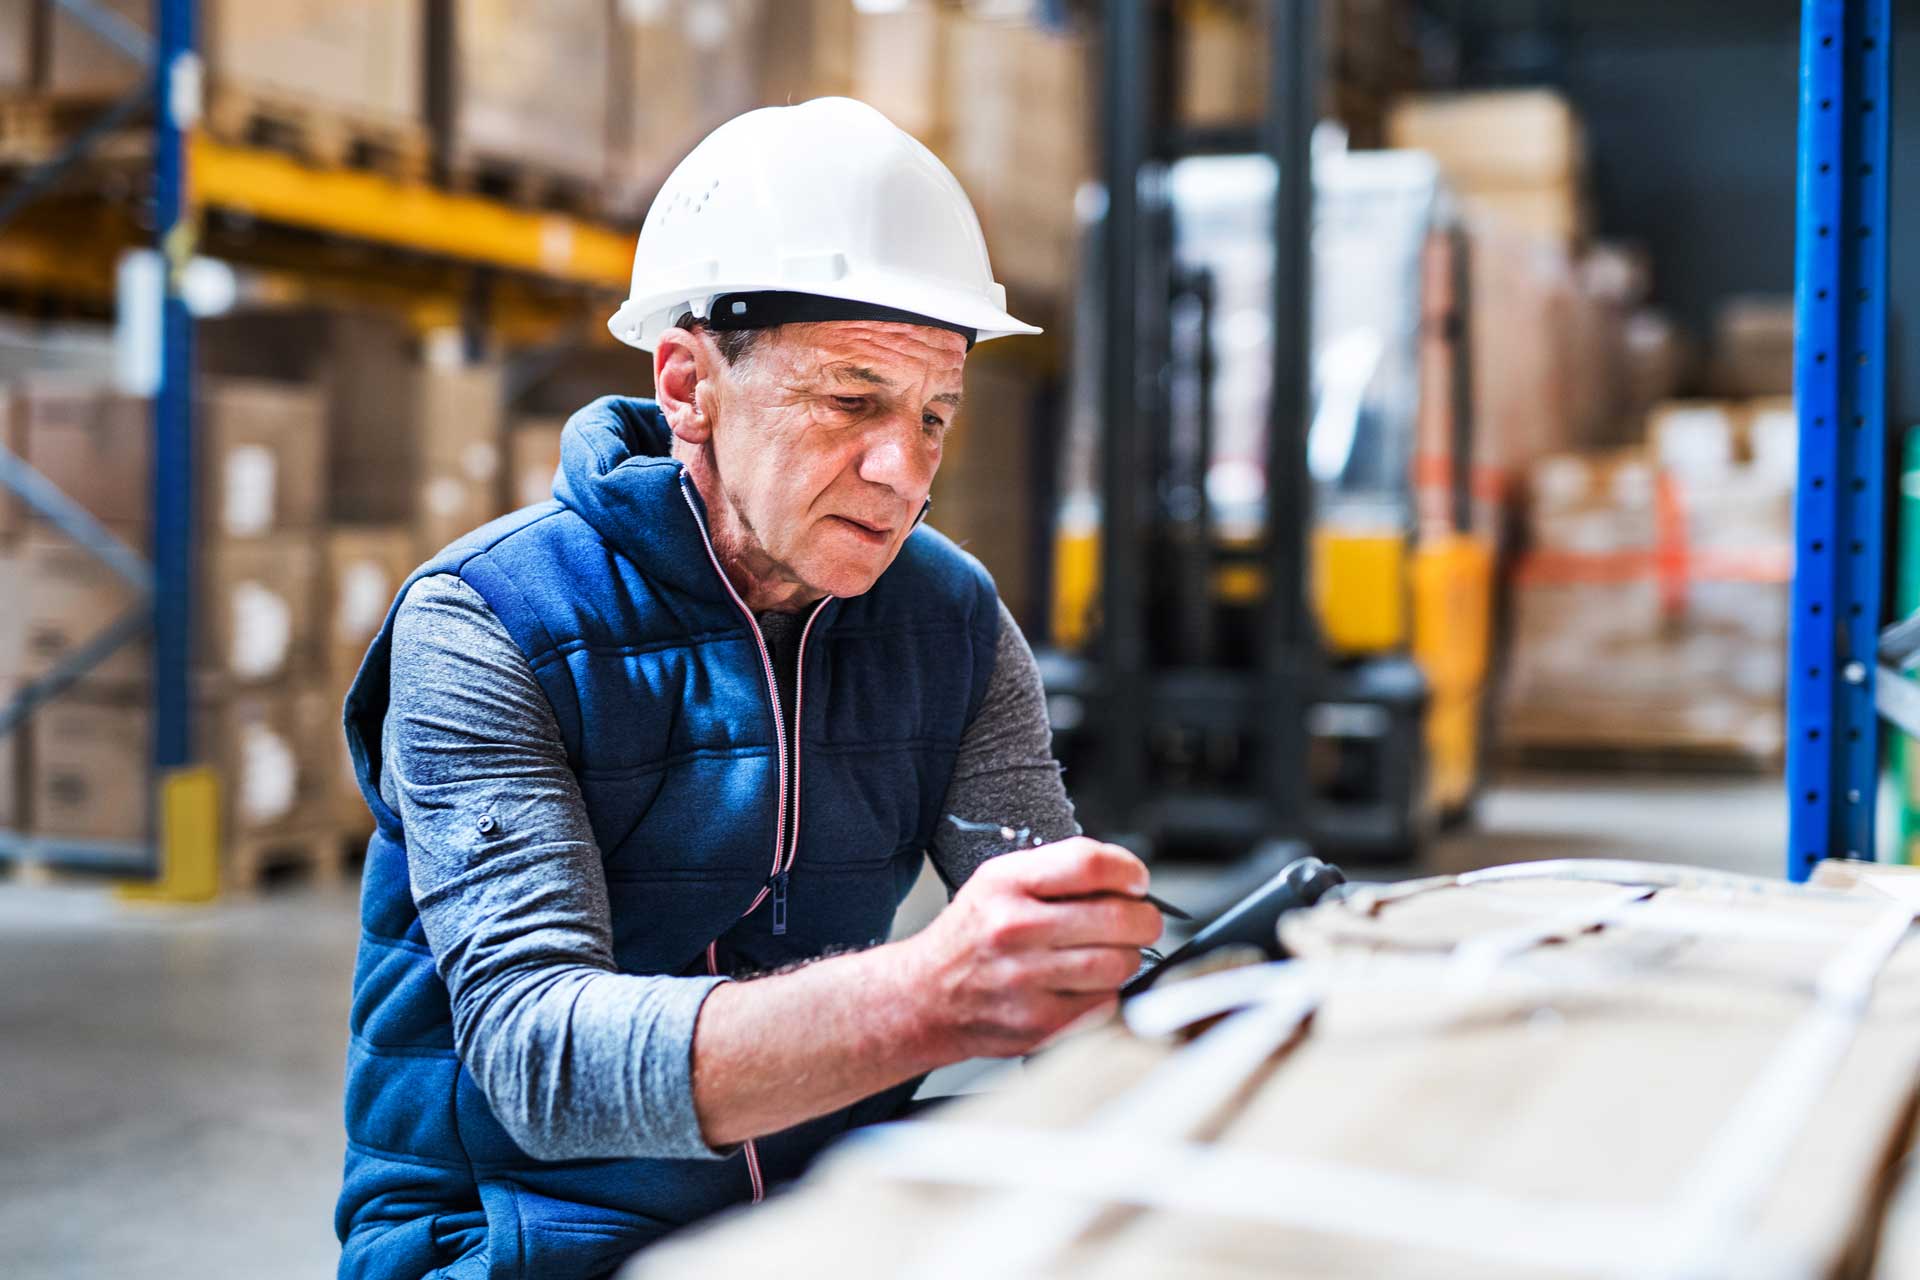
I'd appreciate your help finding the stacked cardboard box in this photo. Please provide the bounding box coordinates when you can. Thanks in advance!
[508,417,567,512]
[1389,90,1588,249]
[46,0,421,131]
[200,306,417,524]
[2,377,341,868]
[1174,0,1419,146]
[323,526,415,840]
[445,0,611,190]
[605,0,766,219]
[1503,399,1795,762]
[1707,296,1795,398]
[0,0,30,91]
[940,14,1092,303]
[414,358,507,558]
[632,861,1920,1278]
[931,353,1043,628]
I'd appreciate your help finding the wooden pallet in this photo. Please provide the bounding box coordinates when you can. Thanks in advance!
[0,94,149,168]
[1499,736,1784,776]
[446,151,604,218]
[226,823,361,892]
[204,84,429,181]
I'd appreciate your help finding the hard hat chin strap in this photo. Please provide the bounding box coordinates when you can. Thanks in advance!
[702,291,977,350]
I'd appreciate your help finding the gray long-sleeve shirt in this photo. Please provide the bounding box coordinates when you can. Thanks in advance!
[379,572,1075,1162]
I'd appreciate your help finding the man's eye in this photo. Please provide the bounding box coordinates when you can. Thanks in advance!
[831,396,868,413]
[923,413,948,435]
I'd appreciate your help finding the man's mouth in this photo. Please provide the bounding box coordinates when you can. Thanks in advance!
[830,515,892,544]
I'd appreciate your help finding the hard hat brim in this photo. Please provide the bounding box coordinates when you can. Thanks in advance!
[608,271,1042,353]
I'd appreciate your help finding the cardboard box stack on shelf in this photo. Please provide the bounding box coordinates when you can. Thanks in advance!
[931,352,1045,629]
[443,0,610,201]
[0,377,342,878]
[1503,398,1796,764]
[939,13,1092,309]
[414,356,506,558]
[0,0,30,92]
[323,526,414,841]
[44,0,426,169]
[1175,0,1419,146]
[1707,295,1796,398]
[508,417,567,512]
[1389,90,1587,250]
[605,0,765,220]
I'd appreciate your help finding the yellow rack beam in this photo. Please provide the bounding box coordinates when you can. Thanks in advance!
[190,136,632,291]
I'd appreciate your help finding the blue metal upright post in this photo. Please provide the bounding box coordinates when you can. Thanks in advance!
[1786,0,1893,880]
[151,0,196,869]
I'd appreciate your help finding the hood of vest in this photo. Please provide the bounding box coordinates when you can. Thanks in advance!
[552,395,734,605]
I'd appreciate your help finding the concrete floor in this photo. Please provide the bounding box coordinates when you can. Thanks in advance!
[0,770,1787,1279]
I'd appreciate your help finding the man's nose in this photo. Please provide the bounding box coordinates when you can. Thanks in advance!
[856,414,935,495]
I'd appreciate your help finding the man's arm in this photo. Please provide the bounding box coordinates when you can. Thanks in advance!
[390,577,1159,1157]
[926,600,1080,888]
[385,574,729,1161]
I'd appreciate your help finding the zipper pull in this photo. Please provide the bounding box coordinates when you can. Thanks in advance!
[771,870,790,936]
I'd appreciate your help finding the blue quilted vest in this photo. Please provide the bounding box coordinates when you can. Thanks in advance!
[335,397,1000,1280]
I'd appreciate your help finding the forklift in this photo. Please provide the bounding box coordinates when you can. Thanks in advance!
[1038,0,1494,864]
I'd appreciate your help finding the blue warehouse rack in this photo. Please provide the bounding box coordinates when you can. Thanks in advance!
[0,0,631,894]
[1786,0,1898,880]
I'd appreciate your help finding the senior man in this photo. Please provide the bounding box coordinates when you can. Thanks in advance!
[335,99,1160,1279]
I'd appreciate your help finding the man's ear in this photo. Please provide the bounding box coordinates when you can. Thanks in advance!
[654,328,711,445]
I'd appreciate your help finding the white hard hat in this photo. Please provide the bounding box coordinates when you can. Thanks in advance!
[607,97,1041,352]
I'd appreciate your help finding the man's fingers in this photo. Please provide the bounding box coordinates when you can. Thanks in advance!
[992,837,1148,901]
[1039,897,1163,950]
[1038,945,1148,995]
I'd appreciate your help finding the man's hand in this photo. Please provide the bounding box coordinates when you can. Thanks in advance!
[898,837,1164,1059]
[690,837,1160,1146]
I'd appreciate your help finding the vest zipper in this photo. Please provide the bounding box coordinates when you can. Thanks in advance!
[680,472,831,1206]
[679,476,789,915]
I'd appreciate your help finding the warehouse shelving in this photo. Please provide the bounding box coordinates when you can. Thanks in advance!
[0,0,635,888]
[1786,0,1897,879]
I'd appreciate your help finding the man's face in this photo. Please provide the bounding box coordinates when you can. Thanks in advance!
[697,320,967,604]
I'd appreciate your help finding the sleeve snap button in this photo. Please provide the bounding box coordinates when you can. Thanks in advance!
[477,814,497,835]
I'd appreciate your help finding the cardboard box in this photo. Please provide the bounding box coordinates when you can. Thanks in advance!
[203,536,323,687]
[209,684,338,841]
[199,306,415,523]
[941,15,1092,297]
[20,527,148,687]
[30,694,147,844]
[932,354,1040,625]
[1459,180,1585,249]
[758,0,855,104]
[606,0,764,218]
[508,418,566,511]
[414,361,506,555]
[200,379,327,538]
[20,530,321,690]
[324,526,415,683]
[49,0,421,120]
[1387,89,1585,187]
[13,376,323,551]
[27,683,340,849]
[0,0,31,91]
[1178,0,1265,128]
[637,865,1920,1278]
[852,2,950,144]
[1708,296,1795,398]
[448,0,610,185]
[18,378,148,531]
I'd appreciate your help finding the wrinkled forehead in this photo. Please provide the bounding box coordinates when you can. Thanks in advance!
[777,320,968,382]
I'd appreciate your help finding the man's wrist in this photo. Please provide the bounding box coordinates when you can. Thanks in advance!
[844,936,952,1077]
